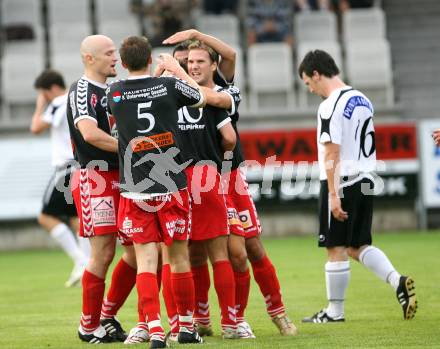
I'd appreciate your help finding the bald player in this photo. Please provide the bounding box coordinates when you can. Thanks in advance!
[66,35,137,343]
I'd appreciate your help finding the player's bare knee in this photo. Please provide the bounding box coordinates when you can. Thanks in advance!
[348,245,368,261]
[190,251,208,267]
[230,251,248,272]
[245,237,266,263]
[96,247,116,267]
[327,246,348,261]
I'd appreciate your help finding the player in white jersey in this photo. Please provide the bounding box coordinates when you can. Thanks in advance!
[31,69,89,287]
[298,50,417,322]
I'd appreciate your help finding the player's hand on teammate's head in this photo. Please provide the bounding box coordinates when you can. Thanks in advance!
[157,53,182,75]
[432,129,440,146]
[162,29,199,45]
[329,193,349,222]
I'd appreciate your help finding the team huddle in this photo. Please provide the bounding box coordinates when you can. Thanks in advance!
[65,31,296,348]
[32,29,417,349]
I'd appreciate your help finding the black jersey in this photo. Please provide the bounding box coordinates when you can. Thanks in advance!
[66,77,119,169]
[107,76,203,194]
[177,88,232,169]
[217,85,245,170]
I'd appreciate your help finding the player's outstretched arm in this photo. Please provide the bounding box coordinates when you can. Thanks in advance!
[201,87,233,110]
[77,119,118,153]
[163,29,236,82]
[30,92,50,134]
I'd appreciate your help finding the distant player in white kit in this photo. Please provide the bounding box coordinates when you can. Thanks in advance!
[298,50,417,323]
[31,69,89,288]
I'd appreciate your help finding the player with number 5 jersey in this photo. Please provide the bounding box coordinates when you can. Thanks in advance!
[106,36,206,348]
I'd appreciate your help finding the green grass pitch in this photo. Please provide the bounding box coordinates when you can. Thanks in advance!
[0,231,439,348]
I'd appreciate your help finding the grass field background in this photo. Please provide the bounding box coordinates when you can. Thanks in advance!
[1,231,439,348]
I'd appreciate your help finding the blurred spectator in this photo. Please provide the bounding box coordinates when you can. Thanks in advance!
[247,0,293,46]
[203,0,237,14]
[149,1,183,47]
[295,0,330,11]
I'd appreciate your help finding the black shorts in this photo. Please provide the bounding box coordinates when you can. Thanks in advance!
[42,165,77,218]
[318,178,373,248]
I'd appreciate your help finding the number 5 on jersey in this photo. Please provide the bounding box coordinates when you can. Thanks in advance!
[137,102,155,134]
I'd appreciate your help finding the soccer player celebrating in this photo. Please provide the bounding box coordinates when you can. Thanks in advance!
[67,35,137,343]
[165,30,297,337]
[31,69,89,288]
[107,36,206,348]
[298,50,417,323]
[178,40,238,339]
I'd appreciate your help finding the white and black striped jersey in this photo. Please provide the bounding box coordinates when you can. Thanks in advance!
[106,75,204,194]
[317,86,376,183]
[66,76,119,169]
[42,93,74,167]
[177,84,232,170]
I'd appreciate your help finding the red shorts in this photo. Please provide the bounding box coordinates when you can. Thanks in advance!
[71,168,120,238]
[186,165,229,241]
[223,168,261,239]
[117,189,191,246]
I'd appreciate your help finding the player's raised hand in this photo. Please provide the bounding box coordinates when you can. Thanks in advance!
[157,53,181,75]
[432,129,440,146]
[162,29,199,45]
[330,193,348,222]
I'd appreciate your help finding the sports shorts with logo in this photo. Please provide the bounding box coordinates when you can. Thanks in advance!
[71,168,120,239]
[318,177,374,248]
[185,164,229,241]
[42,164,77,218]
[118,189,191,246]
[224,168,261,238]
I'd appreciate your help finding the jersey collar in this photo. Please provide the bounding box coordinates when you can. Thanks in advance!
[51,93,68,107]
[81,76,107,89]
[127,74,151,80]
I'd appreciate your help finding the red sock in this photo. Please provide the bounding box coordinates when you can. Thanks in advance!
[162,264,179,334]
[157,265,162,291]
[101,258,137,319]
[81,270,105,333]
[251,255,285,318]
[137,272,164,341]
[171,271,195,332]
[191,264,211,326]
[213,260,237,330]
[136,296,147,329]
[234,269,251,322]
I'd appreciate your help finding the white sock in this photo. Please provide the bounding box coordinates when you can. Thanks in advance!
[51,223,86,265]
[325,261,350,318]
[359,246,401,291]
[77,235,91,261]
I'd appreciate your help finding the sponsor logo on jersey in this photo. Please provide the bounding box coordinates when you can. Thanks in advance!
[166,218,186,238]
[91,196,116,227]
[121,217,143,236]
[130,132,174,152]
[90,93,98,108]
[239,210,253,229]
[343,96,373,120]
[123,217,132,229]
[227,208,241,226]
[112,91,122,103]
